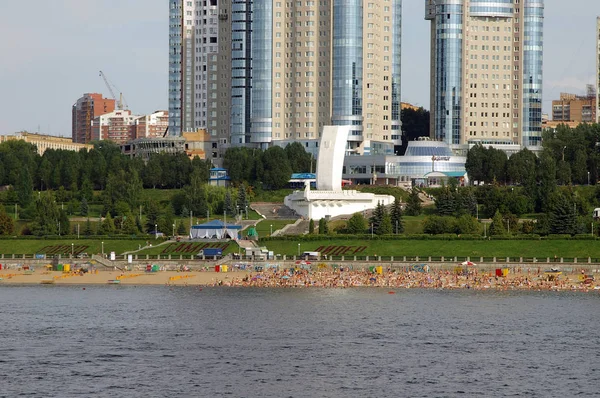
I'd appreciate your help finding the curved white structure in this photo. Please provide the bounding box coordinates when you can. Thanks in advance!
[285,126,395,221]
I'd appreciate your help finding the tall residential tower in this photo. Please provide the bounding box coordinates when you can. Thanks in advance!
[596,16,600,123]
[171,0,403,156]
[168,0,220,136]
[426,0,544,149]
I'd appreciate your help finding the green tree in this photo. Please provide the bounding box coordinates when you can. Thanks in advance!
[84,218,94,236]
[99,213,115,235]
[258,146,293,189]
[507,148,537,187]
[224,190,235,216]
[572,149,588,185]
[369,202,385,232]
[389,199,404,234]
[308,219,315,234]
[15,167,33,207]
[237,183,248,210]
[465,144,486,183]
[223,147,257,184]
[489,210,506,236]
[435,185,456,216]
[284,142,313,173]
[29,193,61,236]
[144,199,161,232]
[79,176,94,201]
[549,192,577,235]
[121,213,138,235]
[455,215,479,235]
[457,188,477,217]
[318,218,329,234]
[537,152,557,212]
[399,107,430,155]
[158,206,175,237]
[346,213,367,234]
[142,155,163,188]
[80,198,89,216]
[423,215,455,235]
[378,212,393,235]
[556,160,572,185]
[37,157,53,191]
[177,220,187,235]
[0,206,14,235]
[405,188,422,216]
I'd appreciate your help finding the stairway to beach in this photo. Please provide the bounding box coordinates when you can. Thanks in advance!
[250,203,300,220]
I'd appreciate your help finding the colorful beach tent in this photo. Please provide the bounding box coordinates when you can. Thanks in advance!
[189,220,242,240]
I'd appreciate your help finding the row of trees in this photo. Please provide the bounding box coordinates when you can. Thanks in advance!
[0,140,213,206]
[429,182,597,236]
[466,123,600,188]
[223,143,313,188]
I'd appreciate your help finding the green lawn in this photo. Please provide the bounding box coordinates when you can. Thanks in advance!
[255,219,296,238]
[0,239,149,256]
[0,236,598,261]
[261,238,600,260]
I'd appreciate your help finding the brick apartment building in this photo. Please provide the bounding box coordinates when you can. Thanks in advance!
[552,90,597,124]
[92,109,139,144]
[134,111,169,139]
[72,93,116,143]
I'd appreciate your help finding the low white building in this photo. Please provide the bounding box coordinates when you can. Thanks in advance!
[285,126,395,220]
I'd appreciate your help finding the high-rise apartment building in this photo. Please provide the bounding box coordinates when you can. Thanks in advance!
[426,0,544,149]
[596,16,600,123]
[72,93,116,143]
[169,0,220,136]
[171,0,402,156]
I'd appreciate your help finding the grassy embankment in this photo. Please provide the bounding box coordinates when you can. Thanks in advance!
[258,239,600,260]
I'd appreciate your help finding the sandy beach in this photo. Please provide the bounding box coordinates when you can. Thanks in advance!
[0,270,246,286]
[1,267,598,291]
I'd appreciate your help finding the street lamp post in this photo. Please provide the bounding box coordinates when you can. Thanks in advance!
[270,224,273,236]
[155,224,158,239]
[71,243,74,257]
[245,205,248,220]
[101,241,104,255]
[172,223,175,238]
[77,224,80,239]
[588,171,591,185]
[297,243,301,256]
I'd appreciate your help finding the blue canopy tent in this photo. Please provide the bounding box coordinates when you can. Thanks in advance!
[189,220,242,240]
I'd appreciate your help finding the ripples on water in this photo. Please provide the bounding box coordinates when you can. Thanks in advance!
[1,286,599,397]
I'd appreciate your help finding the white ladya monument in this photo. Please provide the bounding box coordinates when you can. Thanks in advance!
[284,126,395,220]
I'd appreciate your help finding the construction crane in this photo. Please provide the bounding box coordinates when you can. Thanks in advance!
[99,70,128,110]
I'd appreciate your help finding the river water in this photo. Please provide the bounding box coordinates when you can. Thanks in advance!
[1,286,598,397]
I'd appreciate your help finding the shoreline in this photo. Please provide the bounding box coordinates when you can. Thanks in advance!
[1,269,598,291]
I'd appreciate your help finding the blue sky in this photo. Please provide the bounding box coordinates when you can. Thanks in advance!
[0,0,597,136]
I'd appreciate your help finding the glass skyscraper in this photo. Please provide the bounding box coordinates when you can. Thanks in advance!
[426,0,544,150]
[173,0,403,157]
[332,0,364,150]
